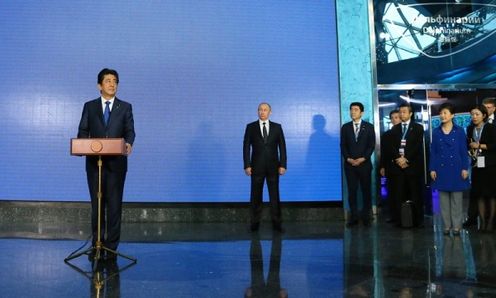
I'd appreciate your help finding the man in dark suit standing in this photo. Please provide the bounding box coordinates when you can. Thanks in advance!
[340,102,376,227]
[379,109,401,223]
[243,103,287,232]
[389,103,425,227]
[78,68,135,255]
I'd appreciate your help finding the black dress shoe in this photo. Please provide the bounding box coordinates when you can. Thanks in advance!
[250,223,260,232]
[346,220,358,227]
[463,218,477,228]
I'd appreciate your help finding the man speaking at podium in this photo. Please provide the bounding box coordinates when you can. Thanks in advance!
[77,68,135,256]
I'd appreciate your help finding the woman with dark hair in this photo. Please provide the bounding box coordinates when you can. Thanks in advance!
[467,104,496,231]
[429,103,470,235]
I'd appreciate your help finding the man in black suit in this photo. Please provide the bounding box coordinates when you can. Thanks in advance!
[389,103,425,227]
[379,109,401,223]
[340,102,376,227]
[243,103,287,232]
[78,68,135,254]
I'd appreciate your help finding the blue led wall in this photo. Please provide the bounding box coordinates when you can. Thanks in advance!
[0,1,341,202]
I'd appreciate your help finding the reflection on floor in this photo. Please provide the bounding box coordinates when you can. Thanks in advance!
[0,218,496,297]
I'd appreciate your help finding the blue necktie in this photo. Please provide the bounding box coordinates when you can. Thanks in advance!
[104,101,111,125]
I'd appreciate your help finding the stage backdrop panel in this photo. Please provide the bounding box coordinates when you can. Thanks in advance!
[375,0,496,85]
[0,0,340,202]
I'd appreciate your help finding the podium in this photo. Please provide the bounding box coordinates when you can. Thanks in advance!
[65,138,137,271]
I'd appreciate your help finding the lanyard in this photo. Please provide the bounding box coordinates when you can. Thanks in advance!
[474,124,484,143]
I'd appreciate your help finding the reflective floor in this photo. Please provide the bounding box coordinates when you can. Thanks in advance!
[1,218,496,297]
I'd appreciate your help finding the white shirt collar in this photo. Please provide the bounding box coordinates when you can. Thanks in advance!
[259,119,269,125]
[101,96,115,103]
[101,96,115,110]
[402,120,411,126]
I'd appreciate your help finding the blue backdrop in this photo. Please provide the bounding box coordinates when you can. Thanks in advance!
[0,1,341,202]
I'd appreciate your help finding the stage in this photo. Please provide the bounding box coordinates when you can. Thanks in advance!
[1,213,495,297]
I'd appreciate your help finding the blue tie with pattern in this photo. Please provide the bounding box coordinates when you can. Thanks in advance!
[104,101,111,125]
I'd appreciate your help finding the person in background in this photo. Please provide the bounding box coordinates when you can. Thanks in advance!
[380,109,401,224]
[390,103,425,227]
[467,105,496,231]
[340,102,376,227]
[429,103,470,236]
[483,97,496,124]
[465,97,496,227]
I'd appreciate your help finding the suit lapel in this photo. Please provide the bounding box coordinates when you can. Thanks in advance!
[94,98,106,127]
[266,121,273,141]
[406,123,415,141]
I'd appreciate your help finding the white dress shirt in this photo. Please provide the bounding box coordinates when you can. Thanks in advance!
[101,96,115,112]
[259,119,269,136]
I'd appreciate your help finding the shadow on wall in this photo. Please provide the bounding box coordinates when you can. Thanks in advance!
[301,114,338,200]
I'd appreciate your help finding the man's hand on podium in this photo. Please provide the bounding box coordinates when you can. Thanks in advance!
[126,143,133,155]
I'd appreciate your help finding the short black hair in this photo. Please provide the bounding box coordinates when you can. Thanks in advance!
[399,103,413,113]
[438,102,455,114]
[350,102,364,112]
[389,109,399,118]
[97,68,119,84]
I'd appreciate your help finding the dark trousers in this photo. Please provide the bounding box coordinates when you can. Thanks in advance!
[249,234,282,297]
[386,174,399,222]
[344,164,372,222]
[250,172,281,226]
[466,190,478,222]
[392,172,424,225]
[87,168,126,251]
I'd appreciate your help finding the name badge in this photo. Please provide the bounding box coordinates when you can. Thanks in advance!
[477,156,486,168]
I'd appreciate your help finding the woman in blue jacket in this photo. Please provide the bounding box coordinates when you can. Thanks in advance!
[429,103,470,235]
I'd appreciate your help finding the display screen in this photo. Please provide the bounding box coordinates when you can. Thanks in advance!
[0,1,341,202]
[375,0,496,85]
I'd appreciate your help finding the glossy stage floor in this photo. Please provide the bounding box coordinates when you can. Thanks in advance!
[1,217,496,298]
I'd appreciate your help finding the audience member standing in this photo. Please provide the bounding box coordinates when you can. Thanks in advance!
[467,105,496,231]
[483,97,496,124]
[429,103,470,236]
[390,103,425,227]
[465,97,496,227]
[340,102,376,227]
[380,110,401,223]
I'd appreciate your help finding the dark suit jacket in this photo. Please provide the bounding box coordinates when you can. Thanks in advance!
[243,120,287,175]
[379,129,395,176]
[340,120,375,167]
[467,123,496,167]
[77,97,136,173]
[389,121,424,175]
